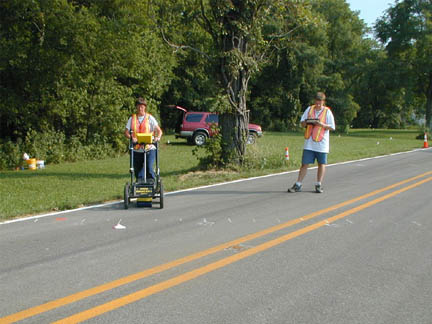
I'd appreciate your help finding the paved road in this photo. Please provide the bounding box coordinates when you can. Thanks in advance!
[1,149,432,324]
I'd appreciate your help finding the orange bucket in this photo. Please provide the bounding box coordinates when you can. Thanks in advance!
[26,158,37,170]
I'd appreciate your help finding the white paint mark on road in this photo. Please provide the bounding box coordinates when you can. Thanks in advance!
[113,219,126,230]
[197,218,215,226]
[34,219,38,223]
[80,219,86,225]
[411,221,422,227]
[346,219,353,224]
[228,218,232,223]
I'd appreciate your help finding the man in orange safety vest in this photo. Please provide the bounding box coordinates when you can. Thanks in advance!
[288,92,335,193]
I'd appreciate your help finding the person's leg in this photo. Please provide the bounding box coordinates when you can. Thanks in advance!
[297,164,309,182]
[133,152,145,182]
[317,163,325,183]
[288,150,312,192]
[315,152,328,193]
[298,149,315,182]
[146,149,156,181]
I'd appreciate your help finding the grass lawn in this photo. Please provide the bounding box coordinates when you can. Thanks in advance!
[0,129,424,220]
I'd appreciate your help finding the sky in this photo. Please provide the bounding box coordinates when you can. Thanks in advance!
[345,0,393,27]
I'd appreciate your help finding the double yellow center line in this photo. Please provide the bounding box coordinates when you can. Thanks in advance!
[1,171,431,324]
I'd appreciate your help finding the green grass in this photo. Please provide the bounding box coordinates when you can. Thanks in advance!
[0,129,423,220]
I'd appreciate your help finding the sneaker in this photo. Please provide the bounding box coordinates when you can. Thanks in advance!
[315,184,323,193]
[288,183,302,193]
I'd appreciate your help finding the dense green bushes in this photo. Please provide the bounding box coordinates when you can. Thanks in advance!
[0,129,124,170]
[0,0,173,170]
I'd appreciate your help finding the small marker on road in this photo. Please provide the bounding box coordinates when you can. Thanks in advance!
[113,219,126,230]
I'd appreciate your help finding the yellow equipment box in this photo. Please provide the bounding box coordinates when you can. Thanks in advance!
[136,133,153,144]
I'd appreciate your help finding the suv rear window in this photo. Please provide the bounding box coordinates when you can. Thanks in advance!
[186,113,204,122]
[205,114,218,123]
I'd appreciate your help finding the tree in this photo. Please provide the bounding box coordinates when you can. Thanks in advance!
[157,0,316,164]
[0,0,176,147]
[312,0,371,132]
[375,0,432,130]
[248,20,327,131]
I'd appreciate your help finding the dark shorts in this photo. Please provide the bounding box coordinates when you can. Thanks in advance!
[302,149,328,165]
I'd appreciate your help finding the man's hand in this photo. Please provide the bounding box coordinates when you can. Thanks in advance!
[132,135,138,143]
[316,121,333,130]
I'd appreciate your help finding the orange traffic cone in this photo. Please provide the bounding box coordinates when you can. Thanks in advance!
[285,147,290,160]
[424,133,429,148]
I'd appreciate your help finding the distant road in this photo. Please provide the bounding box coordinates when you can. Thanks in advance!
[1,149,431,324]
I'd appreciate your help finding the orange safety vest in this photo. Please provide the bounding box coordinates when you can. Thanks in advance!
[131,113,153,149]
[304,105,329,142]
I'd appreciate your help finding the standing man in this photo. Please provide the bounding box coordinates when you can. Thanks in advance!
[124,98,163,183]
[288,92,335,193]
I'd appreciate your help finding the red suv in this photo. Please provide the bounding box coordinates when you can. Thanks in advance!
[172,106,263,146]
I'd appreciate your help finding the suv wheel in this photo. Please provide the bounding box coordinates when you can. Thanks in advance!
[247,132,257,144]
[193,131,207,146]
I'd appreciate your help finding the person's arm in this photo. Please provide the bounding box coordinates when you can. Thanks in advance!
[149,116,163,141]
[124,128,131,139]
[317,110,335,131]
[154,125,163,141]
[300,107,310,128]
[124,117,137,142]
[316,122,334,130]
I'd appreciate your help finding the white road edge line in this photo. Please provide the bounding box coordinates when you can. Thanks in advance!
[1,148,429,226]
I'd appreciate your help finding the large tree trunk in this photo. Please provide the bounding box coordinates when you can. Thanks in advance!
[219,33,250,165]
[426,72,432,130]
[220,110,248,164]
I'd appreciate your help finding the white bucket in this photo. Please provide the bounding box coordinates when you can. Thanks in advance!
[36,160,45,169]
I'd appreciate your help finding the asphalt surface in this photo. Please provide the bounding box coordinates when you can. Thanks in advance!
[1,149,431,324]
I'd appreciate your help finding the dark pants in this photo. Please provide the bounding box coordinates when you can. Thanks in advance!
[133,150,156,182]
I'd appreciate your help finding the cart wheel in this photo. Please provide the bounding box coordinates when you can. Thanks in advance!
[124,183,130,209]
[159,180,164,209]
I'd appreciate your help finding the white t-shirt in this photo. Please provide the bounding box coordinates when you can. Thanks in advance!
[125,114,159,152]
[300,106,336,153]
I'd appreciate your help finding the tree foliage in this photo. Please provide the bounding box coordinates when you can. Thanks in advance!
[375,0,432,130]
[0,0,174,146]
[0,0,430,169]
